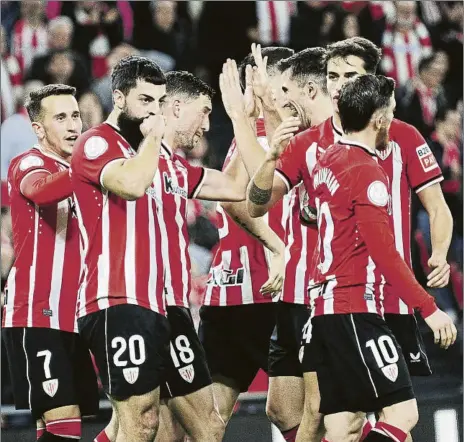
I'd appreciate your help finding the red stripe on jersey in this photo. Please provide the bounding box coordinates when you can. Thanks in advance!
[72,123,165,318]
[204,119,287,306]
[3,147,79,332]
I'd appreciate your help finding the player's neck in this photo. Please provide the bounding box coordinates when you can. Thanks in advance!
[39,142,71,163]
[162,127,176,150]
[342,129,377,154]
[311,97,333,126]
[106,109,121,130]
[333,112,343,133]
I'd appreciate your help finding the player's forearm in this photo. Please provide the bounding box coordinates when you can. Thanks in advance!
[21,170,73,205]
[359,220,437,318]
[118,134,162,198]
[221,200,284,255]
[231,116,266,178]
[428,202,453,258]
[247,157,277,217]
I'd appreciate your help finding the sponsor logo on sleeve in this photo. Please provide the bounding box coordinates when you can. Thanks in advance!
[19,155,44,171]
[84,136,108,160]
[416,144,438,172]
[367,181,389,207]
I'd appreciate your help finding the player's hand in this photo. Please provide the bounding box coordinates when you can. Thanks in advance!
[427,253,450,288]
[424,308,457,349]
[260,249,285,298]
[140,114,166,138]
[267,117,300,161]
[244,64,260,118]
[250,43,274,108]
[219,59,249,120]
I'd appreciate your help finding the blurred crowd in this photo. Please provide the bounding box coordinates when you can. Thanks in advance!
[0,0,463,403]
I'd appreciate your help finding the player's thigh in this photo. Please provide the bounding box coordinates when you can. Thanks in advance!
[315,314,415,415]
[384,313,432,376]
[380,398,419,432]
[156,403,185,442]
[3,327,81,420]
[78,304,170,400]
[160,306,212,401]
[267,376,305,427]
[324,411,365,442]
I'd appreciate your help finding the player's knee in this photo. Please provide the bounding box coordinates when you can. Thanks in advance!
[43,404,81,422]
[209,408,226,439]
[266,400,286,428]
[325,426,359,442]
[382,400,419,432]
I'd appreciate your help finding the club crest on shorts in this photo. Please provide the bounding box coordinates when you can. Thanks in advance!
[43,379,59,397]
[381,363,398,382]
[410,352,420,362]
[123,367,139,384]
[178,364,195,383]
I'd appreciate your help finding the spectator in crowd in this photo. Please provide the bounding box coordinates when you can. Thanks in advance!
[91,42,139,115]
[25,16,90,96]
[60,1,124,79]
[11,0,48,72]
[78,91,104,132]
[1,24,22,122]
[255,1,294,46]
[332,11,361,41]
[0,1,20,42]
[396,54,448,138]
[0,80,41,179]
[381,0,433,87]
[1,181,13,285]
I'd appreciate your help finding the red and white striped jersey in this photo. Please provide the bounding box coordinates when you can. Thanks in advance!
[378,119,443,314]
[204,119,288,306]
[381,20,432,87]
[277,117,342,305]
[71,122,165,318]
[309,141,389,316]
[156,142,206,308]
[12,19,48,72]
[3,146,79,332]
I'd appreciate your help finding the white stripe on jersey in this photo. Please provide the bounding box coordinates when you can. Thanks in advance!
[239,246,253,304]
[220,251,231,306]
[166,160,189,307]
[147,194,160,312]
[97,192,111,310]
[125,201,137,305]
[365,257,378,314]
[323,279,337,315]
[27,206,40,327]
[49,200,69,329]
[74,195,89,317]
[4,267,16,327]
[294,222,308,305]
[391,143,409,314]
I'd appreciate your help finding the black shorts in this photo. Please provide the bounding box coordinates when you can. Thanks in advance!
[384,313,432,376]
[199,303,276,392]
[160,306,212,400]
[300,313,414,415]
[2,327,99,420]
[268,301,310,377]
[78,304,170,400]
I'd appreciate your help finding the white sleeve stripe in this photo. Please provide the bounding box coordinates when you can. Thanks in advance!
[19,169,52,195]
[415,176,444,194]
[192,168,208,198]
[274,170,291,193]
[99,158,125,189]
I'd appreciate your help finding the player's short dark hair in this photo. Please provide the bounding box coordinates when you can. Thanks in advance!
[25,83,76,122]
[165,71,215,101]
[111,55,166,95]
[278,47,328,93]
[325,37,382,74]
[238,46,294,90]
[338,74,395,133]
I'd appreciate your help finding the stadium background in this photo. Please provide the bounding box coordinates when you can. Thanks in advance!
[0,1,462,441]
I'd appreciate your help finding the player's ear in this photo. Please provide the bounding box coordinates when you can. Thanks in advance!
[113,89,125,111]
[31,121,45,140]
[172,99,181,118]
[306,81,317,99]
[373,110,384,130]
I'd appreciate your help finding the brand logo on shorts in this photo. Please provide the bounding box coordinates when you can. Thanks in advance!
[381,363,398,382]
[410,352,421,362]
[43,379,59,397]
[178,364,195,383]
[123,367,139,384]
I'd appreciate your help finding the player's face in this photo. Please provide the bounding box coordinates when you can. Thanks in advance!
[326,55,367,112]
[171,94,212,151]
[36,94,82,157]
[281,68,311,129]
[375,95,396,151]
[268,72,292,118]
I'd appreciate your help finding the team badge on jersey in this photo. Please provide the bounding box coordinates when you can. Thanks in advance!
[367,181,389,207]
[381,363,398,382]
[84,136,108,160]
[123,367,139,384]
[19,155,44,171]
[178,364,195,383]
[43,379,59,397]
[416,144,438,172]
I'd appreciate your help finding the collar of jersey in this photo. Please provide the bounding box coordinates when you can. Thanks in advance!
[331,116,343,136]
[161,140,173,157]
[339,138,377,157]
